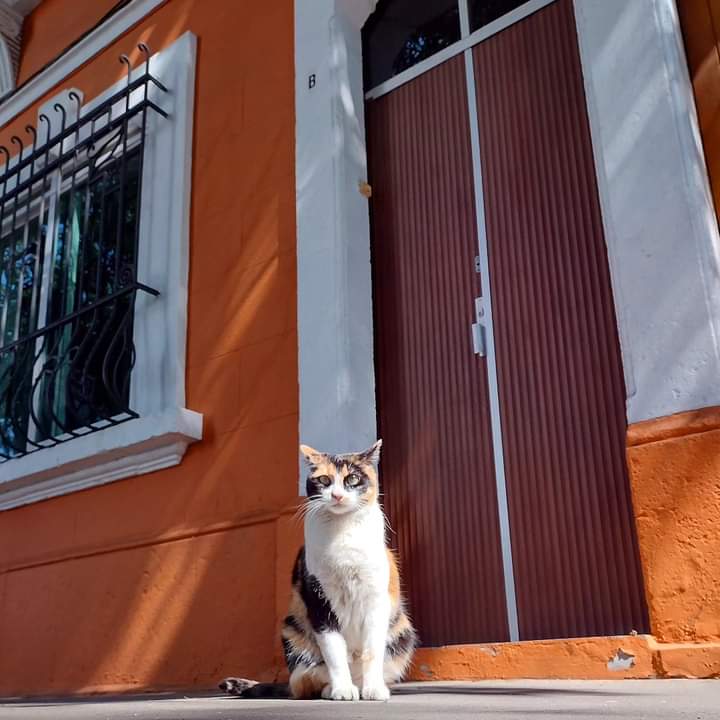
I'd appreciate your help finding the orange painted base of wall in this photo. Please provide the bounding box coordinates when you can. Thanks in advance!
[407,635,720,681]
[626,407,720,646]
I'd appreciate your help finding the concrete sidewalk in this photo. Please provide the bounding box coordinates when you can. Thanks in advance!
[1,680,718,719]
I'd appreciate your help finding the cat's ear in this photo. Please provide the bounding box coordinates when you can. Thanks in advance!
[299,444,324,467]
[360,439,382,465]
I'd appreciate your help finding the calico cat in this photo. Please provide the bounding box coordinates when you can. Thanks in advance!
[220,440,417,701]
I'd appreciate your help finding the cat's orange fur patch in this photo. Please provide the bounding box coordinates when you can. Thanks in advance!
[387,548,401,607]
[289,665,326,699]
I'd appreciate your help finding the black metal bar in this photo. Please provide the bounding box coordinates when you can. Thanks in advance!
[53,101,74,327]
[2,137,24,349]
[0,99,165,209]
[25,124,45,339]
[131,44,151,271]
[13,126,38,344]
[0,146,10,344]
[34,113,56,336]
[9,134,32,345]
[0,282,158,355]
[93,107,112,300]
[104,295,133,410]
[3,71,167,186]
[67,91,85,310]
[114,54,132,290]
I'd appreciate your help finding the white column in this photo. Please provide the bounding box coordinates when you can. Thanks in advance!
[574,0,720,424]
[295,0,378,487]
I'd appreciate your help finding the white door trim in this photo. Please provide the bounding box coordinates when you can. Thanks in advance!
[460,32,521,645]
[294,0,379,490]
[572,0,720,423]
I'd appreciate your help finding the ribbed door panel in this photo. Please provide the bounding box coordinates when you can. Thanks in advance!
[472,0,649,639]
[367,56,510,647]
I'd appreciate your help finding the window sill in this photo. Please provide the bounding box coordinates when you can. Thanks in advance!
[0,408,203,511]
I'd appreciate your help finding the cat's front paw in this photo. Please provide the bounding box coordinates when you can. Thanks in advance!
[321,683,360,701]
[361,684,391,701]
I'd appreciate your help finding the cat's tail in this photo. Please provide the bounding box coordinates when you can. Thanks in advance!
[219,677,291,699]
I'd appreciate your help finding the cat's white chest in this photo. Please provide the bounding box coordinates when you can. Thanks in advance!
[305,509,389,649]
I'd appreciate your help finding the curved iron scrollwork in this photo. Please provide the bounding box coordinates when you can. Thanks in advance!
[0,285,151,459]
[0,43,165,462]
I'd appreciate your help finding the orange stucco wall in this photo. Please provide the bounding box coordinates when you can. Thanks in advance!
[17,0,120,84]
[0,0,301,697]
[678,0,720,223]
[626,407,720,645]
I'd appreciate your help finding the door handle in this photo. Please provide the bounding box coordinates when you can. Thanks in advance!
[472,296,486,357]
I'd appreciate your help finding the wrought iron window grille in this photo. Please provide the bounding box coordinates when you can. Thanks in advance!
[0,44,167,463]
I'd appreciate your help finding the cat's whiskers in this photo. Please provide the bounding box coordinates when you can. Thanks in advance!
[293,498,326,524]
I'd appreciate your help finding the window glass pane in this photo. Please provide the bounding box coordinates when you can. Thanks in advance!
[469,0,529,33]
[39,147,142,440]
[363,0,461,89]
[0,213,47,457]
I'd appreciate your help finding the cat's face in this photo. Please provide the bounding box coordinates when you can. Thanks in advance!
[300,440,382,516]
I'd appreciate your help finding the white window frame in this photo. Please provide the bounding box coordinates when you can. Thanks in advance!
[0,32,202,510]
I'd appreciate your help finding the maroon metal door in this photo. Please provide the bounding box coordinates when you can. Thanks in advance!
[471,0,648,639]
[367,55,510,647]
[367,0,649,646]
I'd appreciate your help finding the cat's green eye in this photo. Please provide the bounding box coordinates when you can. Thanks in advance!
[314,475,332,486]
[345,474,362,487]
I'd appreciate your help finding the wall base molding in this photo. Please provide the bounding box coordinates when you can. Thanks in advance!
[408,635,720,680]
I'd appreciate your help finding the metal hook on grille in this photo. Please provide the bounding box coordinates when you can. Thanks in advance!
[25,125,37,152]
[68,91,82,123]
[11,135,24,155]
[38,113,51,145]
[136,42,166,93]
[119,53,132,82]
[53,102,67,134]
[25,126,38,173]
[138,42,151,73]
[119,54,132,115]
[0,145,9,184]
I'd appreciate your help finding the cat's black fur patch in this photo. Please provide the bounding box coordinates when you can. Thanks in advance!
[283,614,303,635]
[282,637,300,673]
[386,627,418,657]
[305,477,323,498]
[293,547,340,633]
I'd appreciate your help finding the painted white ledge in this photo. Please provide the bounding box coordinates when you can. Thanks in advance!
[0,408,203,510]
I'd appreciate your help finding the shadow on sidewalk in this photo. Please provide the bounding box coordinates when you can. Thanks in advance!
[2,682,637,708]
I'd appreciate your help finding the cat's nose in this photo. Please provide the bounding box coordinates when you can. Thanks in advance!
[331,489,344,502]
